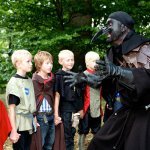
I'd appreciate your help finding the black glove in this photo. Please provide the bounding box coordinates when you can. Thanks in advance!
[95,56,135,89]
[85,73,102,88]
[64,71,103,88]
[64,71,87,87]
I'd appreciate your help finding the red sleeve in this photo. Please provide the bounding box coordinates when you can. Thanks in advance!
[83,86,90,114]
[0,100,12,146]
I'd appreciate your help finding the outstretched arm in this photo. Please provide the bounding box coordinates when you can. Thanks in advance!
[64,71,103,88]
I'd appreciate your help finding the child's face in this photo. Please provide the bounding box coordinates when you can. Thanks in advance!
[17,56,32,73]
[60,54,74,71]
[87,58,99,71]
[40,59,53,74]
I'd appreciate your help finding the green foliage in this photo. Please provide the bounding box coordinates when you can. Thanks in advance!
[0,54,15,93]
[0,0,150,91]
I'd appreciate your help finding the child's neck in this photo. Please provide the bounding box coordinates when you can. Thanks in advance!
[87,68,95,73]
[37,71,49,79]
[87,68,95,72]
[16,70,26,77]
[62,68,70,72]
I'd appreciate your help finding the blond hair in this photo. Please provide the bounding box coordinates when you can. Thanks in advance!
[11,49,32,68]
[58,49,74,62]
[34,51,53,71]
[85,51,100,66]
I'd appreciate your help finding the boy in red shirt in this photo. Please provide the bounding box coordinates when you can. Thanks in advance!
[78,51,103,150]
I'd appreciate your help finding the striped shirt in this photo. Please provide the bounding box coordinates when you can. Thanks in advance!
[39,97,52,112]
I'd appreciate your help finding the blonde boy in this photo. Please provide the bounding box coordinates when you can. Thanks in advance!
[85,51,100,71]
[32,51,55,150]
[78,51,102,150]
[54,50,83,150]
[6,50,36,150]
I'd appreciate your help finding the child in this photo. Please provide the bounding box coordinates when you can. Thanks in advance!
[32,51,55,150]
[54,50,84,150]
[78,51,103,150]
[5,49,36,150]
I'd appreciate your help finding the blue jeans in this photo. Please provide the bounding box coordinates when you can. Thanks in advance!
[37,114,55,150]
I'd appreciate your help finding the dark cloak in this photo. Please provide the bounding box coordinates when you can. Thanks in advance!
[88,32,150,150]
[88,68,150,150]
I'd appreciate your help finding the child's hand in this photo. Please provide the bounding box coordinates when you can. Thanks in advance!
[54,116,62,126]
[9,130,21,143]
[72,113,80,128]
[79,110,84,119]
[34,116,40,127]
[106,103,113,110]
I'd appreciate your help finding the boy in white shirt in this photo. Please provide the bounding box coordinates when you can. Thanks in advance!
[6,50,36,150]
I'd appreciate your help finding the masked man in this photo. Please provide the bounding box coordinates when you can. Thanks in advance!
[65,11,150,150]
[100,11,150,121]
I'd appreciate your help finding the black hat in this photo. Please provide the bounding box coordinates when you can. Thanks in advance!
[109,11,135,29]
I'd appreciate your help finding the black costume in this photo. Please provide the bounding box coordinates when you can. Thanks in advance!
[55,69,84,112]
[55,69,84,150]
[87,11,150,150]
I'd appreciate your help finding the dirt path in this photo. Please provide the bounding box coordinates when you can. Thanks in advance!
[4,139,12,150]
[4,133,93,150]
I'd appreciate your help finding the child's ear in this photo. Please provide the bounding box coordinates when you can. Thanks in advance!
[86,61,89,66]
[16,60,21,68]
[58,59,63,65]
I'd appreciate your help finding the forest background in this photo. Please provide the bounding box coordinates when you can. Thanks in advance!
[0,0,150,93]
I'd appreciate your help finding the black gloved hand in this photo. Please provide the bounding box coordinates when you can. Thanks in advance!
[64,71,87,87]
[86,73,102,88]
[64,71,103,88]
[95,56,130,77]
[94,57,109,79]
[95,56,135,89]
[95,56,121,77]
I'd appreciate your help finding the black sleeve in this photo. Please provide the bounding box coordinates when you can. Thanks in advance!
[8,94,20,105]
[54,74,60,93]
[54,74,64,96]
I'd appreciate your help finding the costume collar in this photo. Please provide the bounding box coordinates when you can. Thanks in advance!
[121,30,150,54]
[32,72,53,84]
[86,68,95,74]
